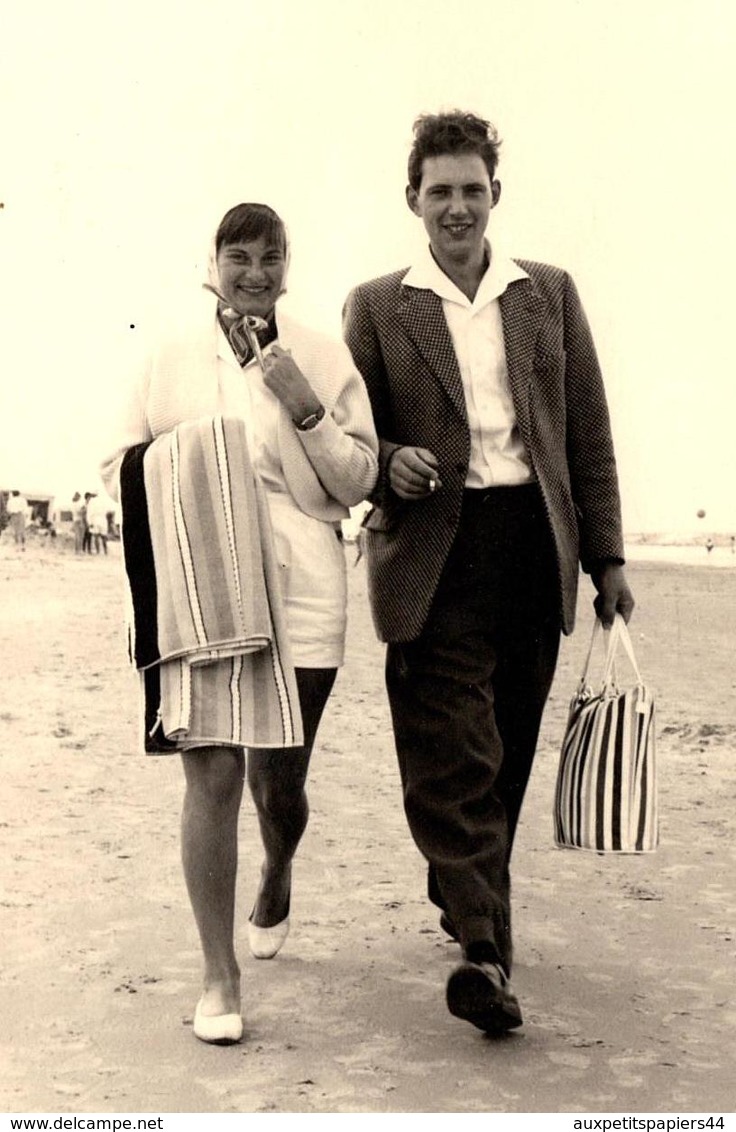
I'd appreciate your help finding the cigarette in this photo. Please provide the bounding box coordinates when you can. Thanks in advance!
[428,479,436,492]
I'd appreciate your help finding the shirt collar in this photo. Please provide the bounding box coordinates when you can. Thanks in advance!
[402,240,528,309]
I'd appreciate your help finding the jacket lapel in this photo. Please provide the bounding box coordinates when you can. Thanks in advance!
[397,287,467,419]
[499,277,546,447]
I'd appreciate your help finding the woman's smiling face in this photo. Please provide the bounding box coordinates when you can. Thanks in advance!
[215,235,286,319]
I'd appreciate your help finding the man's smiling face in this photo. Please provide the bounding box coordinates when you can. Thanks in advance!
[407,152,500,271]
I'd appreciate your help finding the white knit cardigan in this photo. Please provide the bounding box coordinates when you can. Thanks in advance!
[101,290,379,520]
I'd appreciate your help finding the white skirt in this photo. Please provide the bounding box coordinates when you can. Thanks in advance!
[266,491,347,668]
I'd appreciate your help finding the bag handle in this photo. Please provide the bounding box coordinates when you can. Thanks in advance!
[579,614,643,694]
[610,614,644,684]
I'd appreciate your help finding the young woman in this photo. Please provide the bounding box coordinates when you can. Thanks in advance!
[102,203,378,1043]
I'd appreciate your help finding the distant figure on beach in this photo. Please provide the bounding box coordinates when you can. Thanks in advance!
[706,537,714,554]
[71,493,86,554]
[86,495,108,555]
[6,491,28,550]
[344,110,634,1036]
[730,536,735,555]
[101,202,378,1046]
[82,493,95,553]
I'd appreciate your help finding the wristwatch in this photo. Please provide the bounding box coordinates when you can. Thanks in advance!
[295,404,325,431]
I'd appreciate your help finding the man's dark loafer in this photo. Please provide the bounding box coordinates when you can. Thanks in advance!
[439,912,460,941]
[446,960,523,1034]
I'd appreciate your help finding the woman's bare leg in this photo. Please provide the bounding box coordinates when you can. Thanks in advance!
[247,668,336,928]
[181,745,245,1015]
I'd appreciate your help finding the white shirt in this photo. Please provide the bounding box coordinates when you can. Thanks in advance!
[7,494,27,515]
[402,243,534,488]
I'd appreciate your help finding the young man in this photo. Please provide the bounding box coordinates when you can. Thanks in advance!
[344,111,634,1035]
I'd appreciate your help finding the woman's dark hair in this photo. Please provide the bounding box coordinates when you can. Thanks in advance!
[215,203,287,255]
[407,111,502,191]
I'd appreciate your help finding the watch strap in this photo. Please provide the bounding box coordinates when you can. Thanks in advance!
[295,404,326,431]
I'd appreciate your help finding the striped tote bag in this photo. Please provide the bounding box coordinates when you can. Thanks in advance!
[553,614,658,853]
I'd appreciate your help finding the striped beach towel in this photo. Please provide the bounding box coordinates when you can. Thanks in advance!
[120,416,303,752]
[553,615,658,853]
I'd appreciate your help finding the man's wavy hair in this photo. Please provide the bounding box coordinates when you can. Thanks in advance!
[407,111,502,191]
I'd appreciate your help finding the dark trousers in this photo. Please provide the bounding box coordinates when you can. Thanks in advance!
[385,484,561,973]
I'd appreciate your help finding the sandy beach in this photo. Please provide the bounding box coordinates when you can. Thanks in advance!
[1,532,734,1114]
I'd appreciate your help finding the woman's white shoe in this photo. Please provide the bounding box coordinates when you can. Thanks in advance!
[193,998,243,1045]
[248,915,290,959]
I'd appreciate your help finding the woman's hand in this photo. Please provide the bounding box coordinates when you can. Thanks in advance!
[262,345,322,423]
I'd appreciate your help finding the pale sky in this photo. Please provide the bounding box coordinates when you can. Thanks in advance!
[2,0,735,532]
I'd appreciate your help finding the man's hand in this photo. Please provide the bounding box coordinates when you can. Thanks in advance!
[262,345,322,423]
[388,447,442,500]
[591,562,635,627]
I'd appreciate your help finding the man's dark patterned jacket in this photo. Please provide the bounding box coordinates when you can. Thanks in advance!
[343,260,625,642]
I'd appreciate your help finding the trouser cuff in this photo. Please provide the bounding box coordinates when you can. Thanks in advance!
[460,915,510,975]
